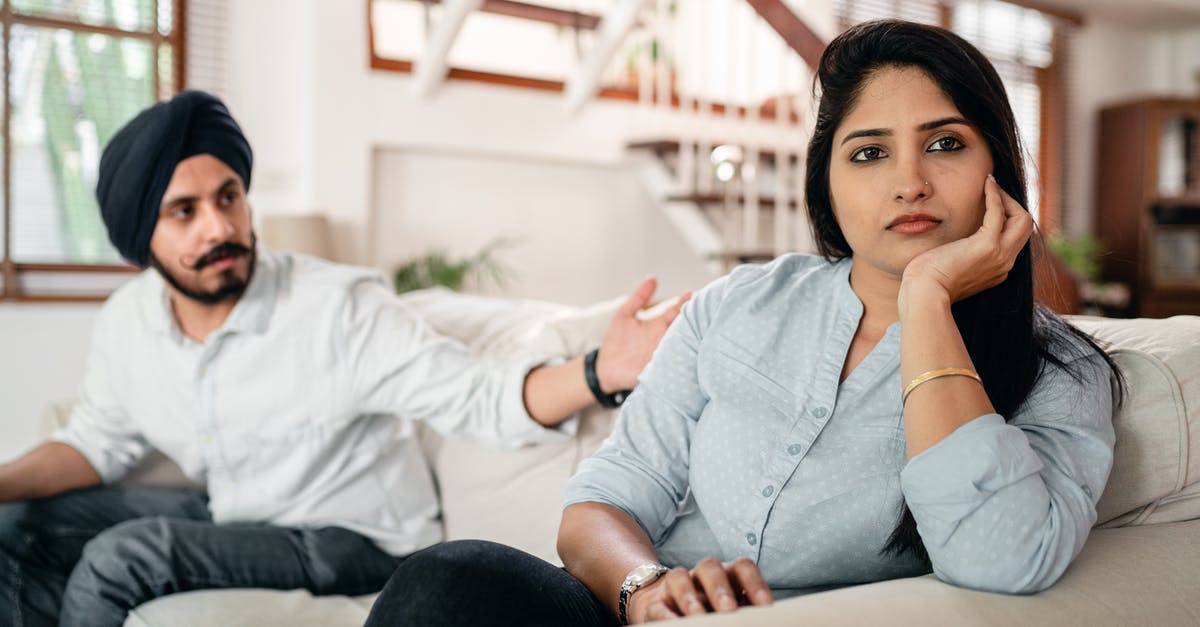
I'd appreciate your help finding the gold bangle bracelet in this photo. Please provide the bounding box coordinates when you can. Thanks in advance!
[902,368,982,405]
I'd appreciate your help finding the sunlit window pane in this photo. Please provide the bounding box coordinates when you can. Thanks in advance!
[10,25,154,264]
[12,0,157,34]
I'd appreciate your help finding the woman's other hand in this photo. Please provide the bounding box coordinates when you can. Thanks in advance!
[627,558,773,623]
[899,174,1033,312]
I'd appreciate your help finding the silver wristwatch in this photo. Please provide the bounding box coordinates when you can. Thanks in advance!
[618,563,669,625]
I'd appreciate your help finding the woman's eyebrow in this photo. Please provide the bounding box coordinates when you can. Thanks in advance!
[839,116,971,146]
[917,116,969,131]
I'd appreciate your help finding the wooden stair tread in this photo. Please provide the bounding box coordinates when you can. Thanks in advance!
[667,192,800,208]
[423,0,602,30]
[628,139,802,166]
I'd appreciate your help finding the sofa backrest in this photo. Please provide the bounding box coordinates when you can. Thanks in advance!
[1068,315,1200,527]
[394,288,621,565]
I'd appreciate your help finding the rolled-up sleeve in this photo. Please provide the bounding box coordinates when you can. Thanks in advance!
[900,350,1115,594]
[563,275,728,543]
[49,313,150,484]
[345,279,571,448]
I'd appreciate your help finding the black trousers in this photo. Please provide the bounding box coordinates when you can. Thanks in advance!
[364,539,620,627]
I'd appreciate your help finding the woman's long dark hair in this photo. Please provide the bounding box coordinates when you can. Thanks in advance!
[803,20,1123,568]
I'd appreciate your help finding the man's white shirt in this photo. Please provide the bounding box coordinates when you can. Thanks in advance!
[52,247,562,556]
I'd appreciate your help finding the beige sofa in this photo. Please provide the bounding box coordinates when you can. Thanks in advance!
[39,288,1200,626]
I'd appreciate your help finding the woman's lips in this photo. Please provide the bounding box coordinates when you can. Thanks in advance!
[887,213,942,235]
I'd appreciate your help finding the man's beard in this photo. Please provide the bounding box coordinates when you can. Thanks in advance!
[149,235,257,305]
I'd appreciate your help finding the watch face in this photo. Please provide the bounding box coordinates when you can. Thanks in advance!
[628,564,666,587]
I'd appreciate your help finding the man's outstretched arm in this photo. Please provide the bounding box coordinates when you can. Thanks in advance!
[522,277,691,427]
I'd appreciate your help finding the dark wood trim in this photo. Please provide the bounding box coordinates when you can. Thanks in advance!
[744,0,825,71]
[6,293,110,304]
[998,0,1084,26]
[2,8,12,300]
[668,192,799,209]
[151,0,160,98]
[631,139,802,166]
[173,0,187,91]
[366,0,379,72]
[1036,31,1066,234]
[14,263,140,273]
[7,11,162,40]
[467,0,601,30]
[448,67,564,92]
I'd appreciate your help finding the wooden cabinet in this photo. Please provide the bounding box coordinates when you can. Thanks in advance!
[1096,98,1200,317]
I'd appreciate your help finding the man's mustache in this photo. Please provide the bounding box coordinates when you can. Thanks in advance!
[192,242,253,271]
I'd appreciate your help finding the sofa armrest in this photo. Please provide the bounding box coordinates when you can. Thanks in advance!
[674,519,1200,626]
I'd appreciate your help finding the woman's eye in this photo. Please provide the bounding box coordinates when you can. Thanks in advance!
[928,136,964,152]
[850,146,886,162]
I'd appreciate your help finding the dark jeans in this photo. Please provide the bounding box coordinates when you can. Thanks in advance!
[365,539,618,627]
[0,486,401,627]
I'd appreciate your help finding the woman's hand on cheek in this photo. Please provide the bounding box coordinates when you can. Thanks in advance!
[898,174,1033,313]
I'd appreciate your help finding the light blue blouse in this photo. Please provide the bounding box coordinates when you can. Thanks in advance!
[564,254,1115,596]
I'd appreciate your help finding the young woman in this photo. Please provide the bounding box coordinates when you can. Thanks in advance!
[364,19,1121,627]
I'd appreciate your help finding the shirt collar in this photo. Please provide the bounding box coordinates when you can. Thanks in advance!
[141,245,279,341]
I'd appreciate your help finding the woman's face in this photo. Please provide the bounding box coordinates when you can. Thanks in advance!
[828,65,995,280]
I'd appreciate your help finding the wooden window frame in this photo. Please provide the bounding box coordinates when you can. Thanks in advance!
[0,0,187,303]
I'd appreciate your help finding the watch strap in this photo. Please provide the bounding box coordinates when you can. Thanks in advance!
[584,348,630,408]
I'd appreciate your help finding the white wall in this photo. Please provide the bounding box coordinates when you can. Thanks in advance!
[0,304,99,459]
[373,149,713,305]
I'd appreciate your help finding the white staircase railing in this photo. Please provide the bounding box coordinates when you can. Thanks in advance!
[620,0,818,272]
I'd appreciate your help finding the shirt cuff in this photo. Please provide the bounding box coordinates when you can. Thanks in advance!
[497,353,579,446]
[900,413,1044,545]
[48,428,129,484]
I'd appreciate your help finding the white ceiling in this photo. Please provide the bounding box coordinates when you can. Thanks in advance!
[1031,0,1200,28]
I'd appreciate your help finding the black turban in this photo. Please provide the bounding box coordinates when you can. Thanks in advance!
[96,90,253,267]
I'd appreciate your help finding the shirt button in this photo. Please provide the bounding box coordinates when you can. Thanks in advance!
[746,532,758,546]
[787,444,803,455]
[813,406,828,418]
[761,486,774,497]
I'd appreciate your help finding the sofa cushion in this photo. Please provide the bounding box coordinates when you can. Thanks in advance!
[124,589,376,627]
[1067,315,1200,526]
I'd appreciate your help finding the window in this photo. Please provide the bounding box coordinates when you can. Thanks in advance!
[833,0,1078,231]
[1,0,186,301]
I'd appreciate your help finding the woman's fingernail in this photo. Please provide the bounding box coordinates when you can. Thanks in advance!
[987,174,996,182]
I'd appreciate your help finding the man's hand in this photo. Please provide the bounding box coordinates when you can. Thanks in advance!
[899,174,1034,315]
[594,277,691,394]
[627,558,773,623]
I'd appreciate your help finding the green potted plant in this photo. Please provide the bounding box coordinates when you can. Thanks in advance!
[392,239,514,294]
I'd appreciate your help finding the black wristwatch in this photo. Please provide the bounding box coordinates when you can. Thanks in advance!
[584,348,631,408]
